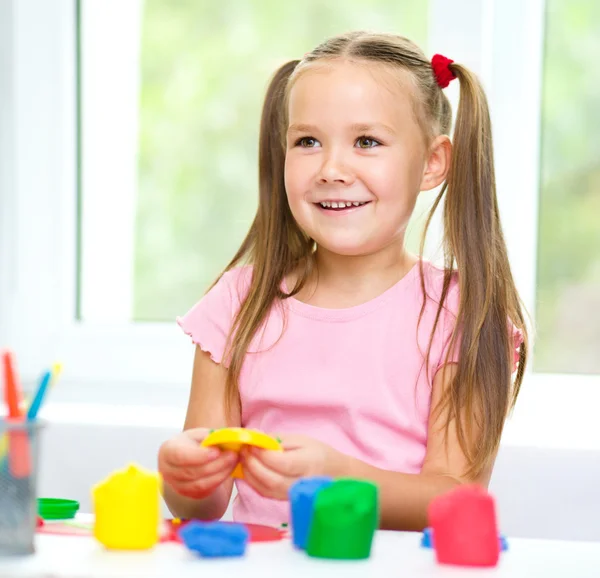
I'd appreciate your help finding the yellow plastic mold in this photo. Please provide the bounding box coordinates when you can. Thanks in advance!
[92,463,162,550]
[201,427,283,478]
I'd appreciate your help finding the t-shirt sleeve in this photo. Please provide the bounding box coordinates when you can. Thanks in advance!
[176,269,246,366]
[511,326,525,373]
[435,280,524,374]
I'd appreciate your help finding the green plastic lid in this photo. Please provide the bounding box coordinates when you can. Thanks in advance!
[38,498,80,520]
[306,479,379,560]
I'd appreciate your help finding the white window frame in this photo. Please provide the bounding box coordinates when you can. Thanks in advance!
[1,0,598,419]
[78,0,142,323]
[0,0,191,394]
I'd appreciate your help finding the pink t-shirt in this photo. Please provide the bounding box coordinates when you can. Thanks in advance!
[176,261,516,527]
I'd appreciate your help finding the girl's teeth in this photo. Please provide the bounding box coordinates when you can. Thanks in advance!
[319,201,367,209]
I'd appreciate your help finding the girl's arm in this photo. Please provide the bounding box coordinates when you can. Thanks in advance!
[340,363,493,530]
[160,346,241,520]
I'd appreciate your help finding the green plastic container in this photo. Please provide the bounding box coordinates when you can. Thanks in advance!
[37,498,79,520]
[306,479,379,560]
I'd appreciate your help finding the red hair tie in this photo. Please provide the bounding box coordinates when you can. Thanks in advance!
[431,54,456,88]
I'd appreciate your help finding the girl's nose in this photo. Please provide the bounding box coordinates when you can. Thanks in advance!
[316,151,356,186]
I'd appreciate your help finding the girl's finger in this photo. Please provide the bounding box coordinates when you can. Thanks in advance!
[162,451,237,483]
[240,466,278,500]
[171,463,237,499]
[269,433,305,450]
[166,442,221,468]
[241,450,291,500]
[251,446,301,477]
[182,428,212,443]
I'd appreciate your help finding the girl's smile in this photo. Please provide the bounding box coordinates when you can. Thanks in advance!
[314,199,372,214]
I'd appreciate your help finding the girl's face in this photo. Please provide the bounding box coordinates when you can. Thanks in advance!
[284,60,444,257]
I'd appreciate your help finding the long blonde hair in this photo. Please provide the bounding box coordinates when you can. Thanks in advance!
[212,31,528,478]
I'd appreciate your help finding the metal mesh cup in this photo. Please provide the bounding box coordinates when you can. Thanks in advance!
[0,419,44,556]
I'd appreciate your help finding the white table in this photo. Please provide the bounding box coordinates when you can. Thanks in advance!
[1,529,600,578]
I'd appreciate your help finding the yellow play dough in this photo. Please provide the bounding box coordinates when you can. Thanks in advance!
[201,428,282,478]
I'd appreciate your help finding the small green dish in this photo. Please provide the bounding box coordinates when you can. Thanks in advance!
[38,498,80,520]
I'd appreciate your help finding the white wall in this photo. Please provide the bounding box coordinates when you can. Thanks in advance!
[490,446,600,542]
[35,401,600,542]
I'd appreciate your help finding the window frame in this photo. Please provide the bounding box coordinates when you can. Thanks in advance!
[1,0,598,411]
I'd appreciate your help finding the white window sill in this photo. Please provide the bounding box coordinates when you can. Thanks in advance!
[37,402,185,430]
[19,372,598,453]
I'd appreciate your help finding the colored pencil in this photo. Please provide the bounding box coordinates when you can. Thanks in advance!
[2,351,31,478]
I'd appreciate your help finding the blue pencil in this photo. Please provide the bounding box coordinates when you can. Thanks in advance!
[26,370,52,420]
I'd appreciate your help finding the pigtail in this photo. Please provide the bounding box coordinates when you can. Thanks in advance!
[436,64,528,476]
[215,60,313,416]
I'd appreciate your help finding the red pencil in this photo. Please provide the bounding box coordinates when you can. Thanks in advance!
[2,350,31,478]
[3,350,21,417]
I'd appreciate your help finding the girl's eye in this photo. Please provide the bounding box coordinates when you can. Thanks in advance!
[296,137,320,148]
[355,136,381,149]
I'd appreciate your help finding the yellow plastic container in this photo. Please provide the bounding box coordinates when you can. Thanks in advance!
[92,463,162,550]
[201,428,282,479]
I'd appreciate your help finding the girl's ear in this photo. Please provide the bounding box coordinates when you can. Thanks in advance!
[420,135,452,191]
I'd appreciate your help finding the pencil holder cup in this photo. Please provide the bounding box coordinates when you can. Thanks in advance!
[0,418,44,556]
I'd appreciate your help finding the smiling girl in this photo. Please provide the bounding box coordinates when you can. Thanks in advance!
[158,31,528,531]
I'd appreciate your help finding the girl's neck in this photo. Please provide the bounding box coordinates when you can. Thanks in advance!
[292,243,419,309]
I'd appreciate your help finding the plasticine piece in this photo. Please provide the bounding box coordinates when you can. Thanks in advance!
[428,484,500,567]
[421,526,434,548]
[164,519,284,544]
[201,428,282,479]
[178,521,249,558]
[289,477,333,550]
[306,479,379,560]
[92,463,162,550]
[421,526,508,552]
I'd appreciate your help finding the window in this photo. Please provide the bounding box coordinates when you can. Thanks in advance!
[78,0,429,324]
[535,0,600,374]
[3,0,598,408]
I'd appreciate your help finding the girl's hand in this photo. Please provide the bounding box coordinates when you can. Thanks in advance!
[158,428,239,499]
[240,434,347,500]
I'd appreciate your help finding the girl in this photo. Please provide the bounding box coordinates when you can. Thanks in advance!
[158,31,528,531]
